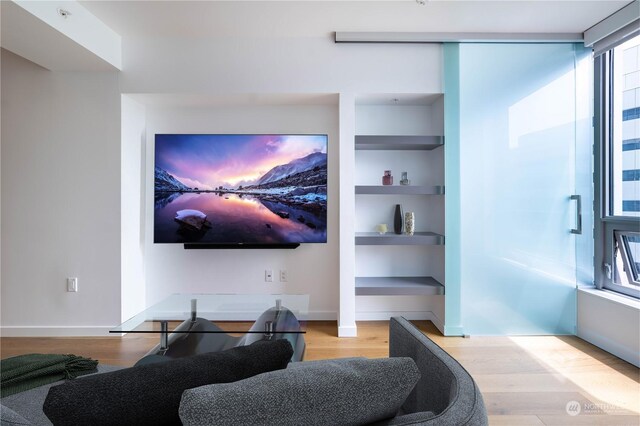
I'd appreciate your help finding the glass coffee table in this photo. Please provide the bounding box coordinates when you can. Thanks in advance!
[110,294,308,365]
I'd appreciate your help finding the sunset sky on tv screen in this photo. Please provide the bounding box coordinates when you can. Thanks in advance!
[155,134,327,190]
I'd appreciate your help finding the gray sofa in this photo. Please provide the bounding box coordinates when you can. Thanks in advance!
[1,317,487,426]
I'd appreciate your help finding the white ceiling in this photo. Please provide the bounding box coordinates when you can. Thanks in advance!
[0,1,118,71]
[80,0,631,39]
[2,0,631,72]
[127,93,339,107]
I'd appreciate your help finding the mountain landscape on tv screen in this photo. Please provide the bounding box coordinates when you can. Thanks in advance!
[154,134,328,244]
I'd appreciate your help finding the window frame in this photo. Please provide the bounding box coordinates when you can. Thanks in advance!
[614,230,640,285]
[594,50,640,299]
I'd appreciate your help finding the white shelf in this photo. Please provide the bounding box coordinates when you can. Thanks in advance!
[355,135,444,151]
[355,232,444,246]
[355,185,444,195]
[355,276,445,296]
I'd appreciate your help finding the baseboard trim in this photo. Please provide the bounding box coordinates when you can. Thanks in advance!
[1,326,114,337]
[306,311,338,321]
[0,312,339,337]
[355,310,432,321]
[3,311,452,338]
[444,325,464,336]
[338,325,358,337]
[355,311,444,334]
[428,312,445,335]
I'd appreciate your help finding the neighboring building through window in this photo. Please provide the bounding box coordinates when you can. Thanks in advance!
[613,37,640,216]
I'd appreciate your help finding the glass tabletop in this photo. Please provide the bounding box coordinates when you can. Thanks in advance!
[110,293,309,334]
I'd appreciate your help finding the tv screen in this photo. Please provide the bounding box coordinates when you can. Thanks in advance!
[154,134,328,245]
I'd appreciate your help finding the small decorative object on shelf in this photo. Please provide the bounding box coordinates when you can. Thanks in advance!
[394,204,403,234]
[404,212,415,235]
[400,172,410,186]
[375,224,388,234]
[382,170,393,185]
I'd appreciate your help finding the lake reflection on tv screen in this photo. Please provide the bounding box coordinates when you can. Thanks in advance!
[154,192,327,243]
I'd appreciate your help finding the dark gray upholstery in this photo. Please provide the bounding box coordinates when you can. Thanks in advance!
[385,317,488,426]
[2,318,488,426]
[1,365,122,426]
[179,357,421,426]
[43,339,293,426]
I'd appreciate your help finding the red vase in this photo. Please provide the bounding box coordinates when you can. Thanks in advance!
[382,170,393,185]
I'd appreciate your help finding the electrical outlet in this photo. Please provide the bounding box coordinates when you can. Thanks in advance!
[67,277,78,292]
[280,270,287,282]
[265,270,273,282]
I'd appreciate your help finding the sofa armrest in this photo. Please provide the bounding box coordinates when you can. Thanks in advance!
[388,317,488,426]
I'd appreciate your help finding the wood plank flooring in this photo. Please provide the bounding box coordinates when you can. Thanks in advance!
[1,321,638,425]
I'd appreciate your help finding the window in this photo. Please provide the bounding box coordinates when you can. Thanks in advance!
[611,37,640,217]
[596,34,640,299]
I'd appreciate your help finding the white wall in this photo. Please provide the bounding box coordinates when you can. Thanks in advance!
[1,49,121,335]
[578,289,640,367]
[1,32,442,334]
[142,104,340,318]
[120,37,442,94]
[121,96,146,322]
[118,38,443,331]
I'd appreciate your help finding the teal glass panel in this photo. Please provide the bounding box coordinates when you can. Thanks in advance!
[443,43,464,336]
[453,43,592,335]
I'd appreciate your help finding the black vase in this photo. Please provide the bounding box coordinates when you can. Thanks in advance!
[393,204,403,234]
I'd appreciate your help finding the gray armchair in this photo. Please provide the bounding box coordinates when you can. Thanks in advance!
[380,317,488,426]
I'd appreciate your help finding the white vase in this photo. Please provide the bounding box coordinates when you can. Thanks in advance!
[404,212,415,235]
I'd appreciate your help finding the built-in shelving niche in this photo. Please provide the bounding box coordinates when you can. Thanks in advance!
[354,93,445,298]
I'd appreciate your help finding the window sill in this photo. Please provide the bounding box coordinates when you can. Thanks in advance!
[601,216,640,224]
[578,287,640,310]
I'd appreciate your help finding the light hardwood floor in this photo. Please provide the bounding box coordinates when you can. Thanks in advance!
[2,321,639,426]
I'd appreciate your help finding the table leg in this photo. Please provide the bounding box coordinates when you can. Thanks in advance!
[265,320,274,338]
[191,299,197,322]
[160,321,168,350]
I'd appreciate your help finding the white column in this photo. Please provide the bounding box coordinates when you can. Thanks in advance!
[338,92,357,337]
[121,95,147,322]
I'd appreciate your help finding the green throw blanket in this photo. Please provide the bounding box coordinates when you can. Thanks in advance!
[0,354,98,397]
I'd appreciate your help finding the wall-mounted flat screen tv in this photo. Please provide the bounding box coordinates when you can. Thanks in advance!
[154,134,328,245]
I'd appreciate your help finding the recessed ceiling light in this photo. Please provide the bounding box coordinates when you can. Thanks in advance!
[57,8,72,19]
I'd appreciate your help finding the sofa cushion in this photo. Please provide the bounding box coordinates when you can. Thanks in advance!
[43,339,293,426]
[179,357,421,426]
[0,404,31,426]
